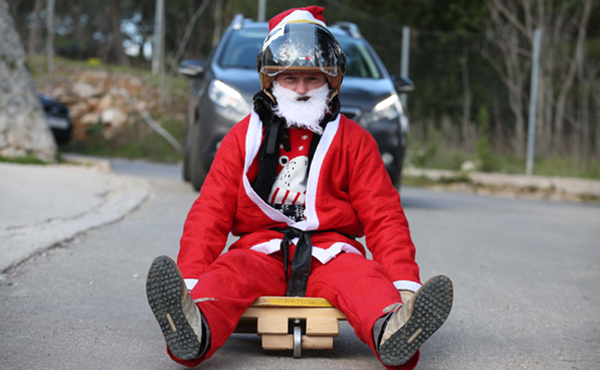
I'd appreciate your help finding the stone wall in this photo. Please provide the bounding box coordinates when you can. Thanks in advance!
[0,0,56,161]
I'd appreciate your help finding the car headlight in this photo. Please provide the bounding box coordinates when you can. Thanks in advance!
[361,94,402,127]
[208,80,251,117]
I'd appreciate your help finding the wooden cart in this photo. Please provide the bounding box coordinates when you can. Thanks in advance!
[234,296,347,358]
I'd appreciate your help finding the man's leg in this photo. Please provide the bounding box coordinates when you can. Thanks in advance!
[147,256,206,361]
[305,253,413,368]
[147,249,288,367]
[377,275,453,366]
[306,253,452,370]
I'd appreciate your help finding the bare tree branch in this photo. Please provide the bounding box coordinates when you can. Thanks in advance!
[553,0,593,150]
[167,0,210,73]
[212,0,224,47]
[493,0,532,40]
[27,0,43,55]
[523,0,534,37]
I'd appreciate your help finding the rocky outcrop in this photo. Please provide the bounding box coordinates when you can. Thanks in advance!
[47,70,156,141]
[0,0,56,161]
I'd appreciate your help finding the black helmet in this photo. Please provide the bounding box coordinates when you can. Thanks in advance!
[257,14,346,99]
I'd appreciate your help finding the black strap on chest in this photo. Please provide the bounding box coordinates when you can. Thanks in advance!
[252,115,287,202]
[278,227,313,297]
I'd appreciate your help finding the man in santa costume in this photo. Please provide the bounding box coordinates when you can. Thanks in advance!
[146,6,453,369]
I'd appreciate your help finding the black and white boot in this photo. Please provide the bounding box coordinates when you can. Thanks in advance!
[378,275,453,366]
[146,255,205,360]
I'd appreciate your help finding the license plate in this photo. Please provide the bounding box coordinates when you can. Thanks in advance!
[46,116,70,130]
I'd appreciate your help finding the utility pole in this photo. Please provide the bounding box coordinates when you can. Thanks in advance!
[258,0,266,22]
[400,26,411,110]
[152,0,164,75]
[152,0,166,105]
[45,0,55,94]
[526,29,542,176]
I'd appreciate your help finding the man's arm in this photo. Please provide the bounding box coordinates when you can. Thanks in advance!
[177,122,246,283]
[347,127,421,289]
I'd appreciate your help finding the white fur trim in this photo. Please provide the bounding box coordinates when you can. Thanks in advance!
[249,239,285,255]
[184,279,198,291]
[301,114,340,231]
[243,111,341,231]
[249,239,359,265]
[272,10,327,33]
[393,280,422,292]
[310,242,362,264]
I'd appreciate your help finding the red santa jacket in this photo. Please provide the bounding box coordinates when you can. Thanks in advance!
[178,111,421,292]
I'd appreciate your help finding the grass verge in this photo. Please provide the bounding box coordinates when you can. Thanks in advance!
[0,155,49,165]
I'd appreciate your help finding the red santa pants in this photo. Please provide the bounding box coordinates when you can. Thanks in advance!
[168,248,419,370]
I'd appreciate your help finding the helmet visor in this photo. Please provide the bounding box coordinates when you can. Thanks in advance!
[259,23,344,77]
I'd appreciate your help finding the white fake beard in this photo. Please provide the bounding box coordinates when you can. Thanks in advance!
[271,81,330,135]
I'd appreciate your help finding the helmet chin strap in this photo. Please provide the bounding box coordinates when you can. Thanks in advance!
[327,87,338,102]
[264,87,276,104]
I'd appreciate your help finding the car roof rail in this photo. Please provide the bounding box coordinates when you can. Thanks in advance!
[232,14,245,30]
[332,22,362,39]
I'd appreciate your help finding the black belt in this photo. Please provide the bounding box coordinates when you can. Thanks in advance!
[278,227,312,297]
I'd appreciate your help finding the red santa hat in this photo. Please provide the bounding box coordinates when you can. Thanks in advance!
[268,6,327,33]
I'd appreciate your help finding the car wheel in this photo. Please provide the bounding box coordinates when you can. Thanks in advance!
[182,137,191,182]
[189,124,208,192]
[394,146,406,189]
[390,170,401,189]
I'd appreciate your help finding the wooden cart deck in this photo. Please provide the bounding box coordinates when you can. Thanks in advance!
[234,296,347,358]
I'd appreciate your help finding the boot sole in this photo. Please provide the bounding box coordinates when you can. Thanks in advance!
[379,275,453,366]
[146,256,201,360]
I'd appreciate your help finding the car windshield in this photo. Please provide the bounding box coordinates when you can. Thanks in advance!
[338,38,382,79]
[218,27,382,79]
[219,28,266,69]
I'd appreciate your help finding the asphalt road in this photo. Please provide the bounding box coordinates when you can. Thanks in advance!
[1,160,599,370]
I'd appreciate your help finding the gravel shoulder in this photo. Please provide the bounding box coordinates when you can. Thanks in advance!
[403,168,600,203]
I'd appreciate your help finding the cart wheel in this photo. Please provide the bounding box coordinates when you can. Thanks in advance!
[293,324,302,358]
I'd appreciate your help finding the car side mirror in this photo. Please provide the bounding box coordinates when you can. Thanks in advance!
[178,60,206,79]
[391,76,414,93]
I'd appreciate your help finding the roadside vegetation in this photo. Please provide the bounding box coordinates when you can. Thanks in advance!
[406,137,600,180]
[9,0,598,182]
[27,56,599,182]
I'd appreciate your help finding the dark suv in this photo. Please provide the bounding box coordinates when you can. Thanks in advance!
[179,15,413,191]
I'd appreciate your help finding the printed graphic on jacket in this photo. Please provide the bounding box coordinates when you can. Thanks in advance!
[269,128,314,222]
